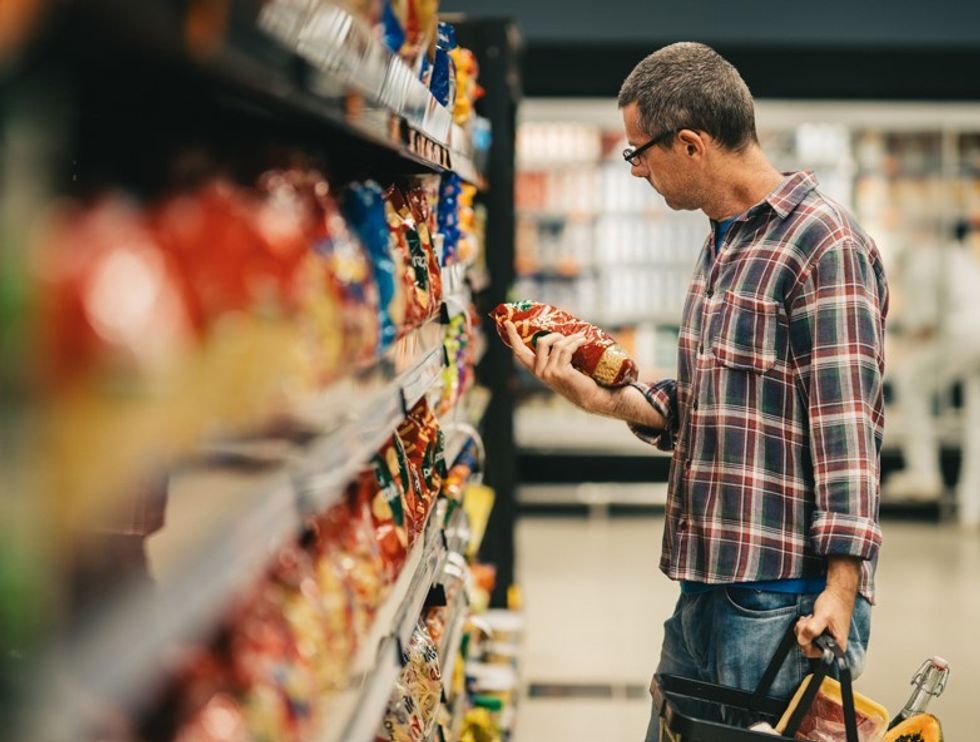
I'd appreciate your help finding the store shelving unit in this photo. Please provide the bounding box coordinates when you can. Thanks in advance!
[40,327,455,734]
[321,502,447,742]
[7,3,508,740]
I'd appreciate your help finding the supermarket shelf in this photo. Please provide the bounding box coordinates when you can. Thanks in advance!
[37,468,298,741]
[438,585,469,696]
[451,151,486,190]
[333,637,402,742]
[452,386,492,431]
[294,329,447,514]
[443,430,475,472]
[442,262,470,297]
[517,482,668,508]
[35,325,450,740]
[441,264,473,323]
[320,499,446,742]
[65,0,485,187]
[443,504,472,558]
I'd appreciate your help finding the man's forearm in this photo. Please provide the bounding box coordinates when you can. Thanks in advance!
[825,555,861,603]
[587,384,666,430]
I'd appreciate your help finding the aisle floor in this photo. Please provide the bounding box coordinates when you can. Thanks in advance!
[512,512,979,742]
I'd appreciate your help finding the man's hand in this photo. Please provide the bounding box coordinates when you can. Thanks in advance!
[795,556,861,657]
[504,321,605,413]
[503,321,666,430]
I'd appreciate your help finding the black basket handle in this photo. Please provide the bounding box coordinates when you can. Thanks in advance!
[749,624,859,742]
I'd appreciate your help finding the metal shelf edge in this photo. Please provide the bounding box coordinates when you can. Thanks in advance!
[43,472,299,734]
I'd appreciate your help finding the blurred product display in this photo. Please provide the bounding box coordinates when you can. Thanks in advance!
[0,2,521,741]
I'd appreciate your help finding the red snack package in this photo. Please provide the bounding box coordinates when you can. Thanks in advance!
[491,301,638,387]
[384,185,440,328]
[153,179,303,327]
[397,398,446,528]
[34,195,195,387]
[359,453,409,584]
[339,480,388,638]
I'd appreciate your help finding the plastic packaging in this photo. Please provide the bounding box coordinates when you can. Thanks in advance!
[403,622,443,727]
[384,184,442,327]
[397,398,446,528]
[365,445,410,581]
[437,173,462,266]
[341,181,404,350]
[379,678,425,742]
[491,301,639,386]
[430,21,458,108]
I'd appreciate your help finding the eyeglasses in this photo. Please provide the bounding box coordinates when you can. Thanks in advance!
[622,128,686,165]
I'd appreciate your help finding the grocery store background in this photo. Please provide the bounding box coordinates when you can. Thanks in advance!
[3,1,980,741]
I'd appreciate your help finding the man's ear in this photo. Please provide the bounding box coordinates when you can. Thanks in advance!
[677,128,705,158]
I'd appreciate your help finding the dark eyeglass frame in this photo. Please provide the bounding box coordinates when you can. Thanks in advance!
[622,128,692,165]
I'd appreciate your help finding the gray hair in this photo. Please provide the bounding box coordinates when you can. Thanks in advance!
[618,42,758,151]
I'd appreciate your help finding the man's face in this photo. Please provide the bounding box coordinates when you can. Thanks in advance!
[621,101,703,212]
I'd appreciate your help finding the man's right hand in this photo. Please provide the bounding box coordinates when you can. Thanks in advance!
[504,321,606,413]
[503,321,667,431]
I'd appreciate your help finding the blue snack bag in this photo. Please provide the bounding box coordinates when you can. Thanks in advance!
[341,182,399,351]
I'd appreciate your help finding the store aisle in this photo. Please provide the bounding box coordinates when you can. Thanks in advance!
[513,512,979,741]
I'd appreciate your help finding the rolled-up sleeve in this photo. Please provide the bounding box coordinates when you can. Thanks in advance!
[790,241,886,561]
[627,379,678,452]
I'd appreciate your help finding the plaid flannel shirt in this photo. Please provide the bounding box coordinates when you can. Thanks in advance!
[630,171,887,602]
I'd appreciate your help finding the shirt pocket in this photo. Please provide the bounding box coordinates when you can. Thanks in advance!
[712,290,779,373]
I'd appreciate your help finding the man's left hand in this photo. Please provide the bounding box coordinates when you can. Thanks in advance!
[795,556,861,658]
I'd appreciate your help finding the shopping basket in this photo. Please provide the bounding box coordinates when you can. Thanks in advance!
[651,624,860,742]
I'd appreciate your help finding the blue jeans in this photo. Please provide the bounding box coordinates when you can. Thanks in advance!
[644,589,872,741]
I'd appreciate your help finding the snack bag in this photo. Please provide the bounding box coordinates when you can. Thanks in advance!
[403,623,442,734]
[404,184,443,307]
[437,173,461,266]
[341,181,405,350]
[364,449,410,582]
[379,678,425,742]
[424,605,448,648]
[491,301,638,387]
[430,22,458,108]
[384,184,441,325]
[398,398,446,524]
[339,481,388,638]
[229,576,311,739]
[776,675,889,742]
[309,507,358,692]
[305,171,380,367]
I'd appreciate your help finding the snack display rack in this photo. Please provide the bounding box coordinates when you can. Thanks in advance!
[3,2,518,740]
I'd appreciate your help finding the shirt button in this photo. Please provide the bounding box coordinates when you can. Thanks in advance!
[678,519,688,532]
[698,343,704,354]
[685,458,692,470]
[706,288,714,298]
[692,399,699,411]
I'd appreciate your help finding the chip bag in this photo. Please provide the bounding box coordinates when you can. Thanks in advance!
[491,301,638,387]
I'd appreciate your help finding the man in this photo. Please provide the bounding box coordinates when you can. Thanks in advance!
[505,42,887,733]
